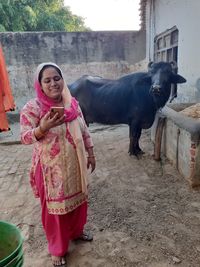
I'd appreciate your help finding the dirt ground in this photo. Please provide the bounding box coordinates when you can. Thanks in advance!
[1,123,200,267]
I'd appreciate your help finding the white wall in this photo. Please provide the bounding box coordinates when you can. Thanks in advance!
[145,0,200,103]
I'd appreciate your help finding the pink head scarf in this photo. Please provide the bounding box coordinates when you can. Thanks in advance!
[34,62,79,122]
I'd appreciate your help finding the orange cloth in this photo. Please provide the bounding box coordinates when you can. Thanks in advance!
[0,87,9,131]
[0,44,15,131]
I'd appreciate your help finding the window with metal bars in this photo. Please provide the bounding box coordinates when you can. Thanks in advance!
[154,27,179,102]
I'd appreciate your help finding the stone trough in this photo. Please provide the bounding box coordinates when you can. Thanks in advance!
[152,103,200,187]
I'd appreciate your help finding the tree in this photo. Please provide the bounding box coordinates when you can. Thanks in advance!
[0,0,90,32]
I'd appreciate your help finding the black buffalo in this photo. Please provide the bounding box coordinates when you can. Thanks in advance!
[69,61,186,156]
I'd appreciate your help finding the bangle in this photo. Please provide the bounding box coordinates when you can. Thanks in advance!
[38,126,47,136]
[87,155,95,158]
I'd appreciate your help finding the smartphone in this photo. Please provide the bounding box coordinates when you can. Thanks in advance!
[50,107,64,119]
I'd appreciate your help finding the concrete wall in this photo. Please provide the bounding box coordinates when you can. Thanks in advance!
[162,120,191,179]
[151,106,200,187]
[145,0,200,103]
[0,31,146,112]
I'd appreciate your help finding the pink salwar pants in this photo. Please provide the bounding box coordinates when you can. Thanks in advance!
[35,163,87,257]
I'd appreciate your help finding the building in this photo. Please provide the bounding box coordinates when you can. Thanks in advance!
[140,0,200,103]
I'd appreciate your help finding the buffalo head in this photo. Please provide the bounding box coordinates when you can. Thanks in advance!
[147,61,186,98]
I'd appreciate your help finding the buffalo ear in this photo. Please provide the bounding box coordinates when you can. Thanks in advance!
[171,74,187,84]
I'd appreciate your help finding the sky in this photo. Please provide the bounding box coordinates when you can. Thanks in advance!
[64,0,141,31]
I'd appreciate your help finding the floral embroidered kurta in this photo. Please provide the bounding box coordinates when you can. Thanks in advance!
[20,98,93,215]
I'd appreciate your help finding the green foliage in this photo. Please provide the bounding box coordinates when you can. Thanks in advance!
[0,24,6,32]
[0,0,90,32]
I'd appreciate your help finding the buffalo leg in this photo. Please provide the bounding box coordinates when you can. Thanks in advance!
[81,109,89,127]
[129,123,143,156]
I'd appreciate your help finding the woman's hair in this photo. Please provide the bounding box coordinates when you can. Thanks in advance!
[38,64,63,84]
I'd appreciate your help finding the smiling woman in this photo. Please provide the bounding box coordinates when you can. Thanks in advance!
[39,66,64,101]
[20,62,96,266]
[65,0,141,31]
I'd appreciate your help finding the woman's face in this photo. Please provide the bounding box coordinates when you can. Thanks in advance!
[40,67,64,101]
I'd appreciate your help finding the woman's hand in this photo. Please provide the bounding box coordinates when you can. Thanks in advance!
[87,148,96,173]
[87,156,96,173]
[40,111,65,132]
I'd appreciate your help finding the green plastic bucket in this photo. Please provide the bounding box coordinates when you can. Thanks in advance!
[0,221,23,267]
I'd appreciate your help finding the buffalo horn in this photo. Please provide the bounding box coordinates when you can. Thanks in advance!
[170,61,178,72]
[148,61,154,71]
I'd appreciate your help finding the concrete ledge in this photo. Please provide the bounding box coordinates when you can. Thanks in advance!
[151,104,200,187]
[161,106,200,142]
[0,140,21,145]
[0,119,20,145]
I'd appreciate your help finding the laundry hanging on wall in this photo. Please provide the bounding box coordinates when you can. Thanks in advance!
[0,44,15,132]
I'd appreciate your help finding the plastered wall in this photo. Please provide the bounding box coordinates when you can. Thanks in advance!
[0,31,146,112]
